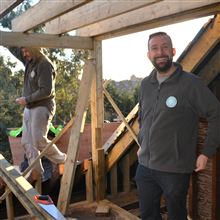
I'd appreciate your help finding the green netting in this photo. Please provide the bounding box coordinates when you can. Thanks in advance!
[8,124,63,137]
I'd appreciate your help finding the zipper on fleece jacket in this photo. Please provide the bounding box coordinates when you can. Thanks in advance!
[147,83,161,166]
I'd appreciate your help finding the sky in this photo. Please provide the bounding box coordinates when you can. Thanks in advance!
[0,15,213,81]
[102,15,213,81]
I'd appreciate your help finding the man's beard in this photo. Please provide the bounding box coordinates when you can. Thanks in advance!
[152,57,173,73]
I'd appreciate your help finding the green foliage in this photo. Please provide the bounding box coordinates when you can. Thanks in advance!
[104,80,141,121]
[0,57,23,127]
[51,49,89,124]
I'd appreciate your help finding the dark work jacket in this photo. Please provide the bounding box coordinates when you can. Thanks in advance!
[9,47,56,113]
[138,63,220,173]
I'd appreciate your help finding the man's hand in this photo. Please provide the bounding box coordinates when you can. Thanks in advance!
[194,154,208,172]
[16,97,27,106]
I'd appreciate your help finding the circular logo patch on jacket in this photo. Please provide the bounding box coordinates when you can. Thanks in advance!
[166,96,177,108]
[30,70,35,78]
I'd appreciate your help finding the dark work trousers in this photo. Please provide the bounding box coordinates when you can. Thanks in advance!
[135,164,190,220]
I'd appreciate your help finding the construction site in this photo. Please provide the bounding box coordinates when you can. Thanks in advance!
[1,0,220,219]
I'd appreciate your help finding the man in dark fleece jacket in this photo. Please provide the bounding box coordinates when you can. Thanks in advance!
[135,32,220,220]
[8,47,66,183]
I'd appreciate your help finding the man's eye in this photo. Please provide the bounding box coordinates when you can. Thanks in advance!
[151,47,158,51]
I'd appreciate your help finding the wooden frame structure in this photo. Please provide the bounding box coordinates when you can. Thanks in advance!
[1,0,220,219]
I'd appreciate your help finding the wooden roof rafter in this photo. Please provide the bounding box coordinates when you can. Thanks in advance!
[11,0,92,32]
[0,31,93,49]
[75,0,220,39]
[44,0,160,35]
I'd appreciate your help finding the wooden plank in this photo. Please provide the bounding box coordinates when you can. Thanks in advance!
[85,159,94,202]
[12,0,91,32]
[45,0,159,34]
[75,1,220,39]
[197,49,220,85]
[0,0,23,19]
[96,148,105,201]
[95,203,110,217]
[103,104,139,153]
[129,144,139,167]
[90,40,104,201]
[179,14,220,73]
[0,154,53,219]
[6,192,14,220]
[106,118,139,171]
[57,59,95,214]
[107,190,139,208]
[110,164,118,196]
[100,199,141,220]
[103,87,140,147]
[0,31,93,49]
[120,154,130,193]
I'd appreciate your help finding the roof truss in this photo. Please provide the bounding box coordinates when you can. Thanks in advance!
[1,0,219,47]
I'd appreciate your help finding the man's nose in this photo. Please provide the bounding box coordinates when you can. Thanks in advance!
[157,47,164,55]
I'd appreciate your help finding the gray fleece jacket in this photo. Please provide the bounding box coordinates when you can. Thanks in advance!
[9,47,56,113]
[138,63,220,173]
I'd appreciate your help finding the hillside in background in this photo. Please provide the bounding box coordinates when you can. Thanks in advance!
[114,74,142,92]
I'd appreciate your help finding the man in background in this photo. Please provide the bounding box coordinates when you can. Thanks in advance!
[8,47,66,183]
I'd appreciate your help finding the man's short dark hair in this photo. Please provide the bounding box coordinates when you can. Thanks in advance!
[148,32,173,49]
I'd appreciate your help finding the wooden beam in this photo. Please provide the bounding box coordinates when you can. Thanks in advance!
[100,199,141,220]
[90,40,104,201]
[57,59,95,214]
[0,31,93,49]
[197,48,220,85]
[85,159,94,202]
[45,0,159,34]
[179,14,220,73]
[75,1,220,39]
[6,192,14,220]
[120,154,130,193]
[96,148,105,201]
[103,87,140,147]
[106,118,139,171]
[0,0,23,19]
[12,0,92,32]
[103,104,139,153]
[95,203,110,217]
[110,164,118,196]
[0,154,54,219]
[107,190,139,208]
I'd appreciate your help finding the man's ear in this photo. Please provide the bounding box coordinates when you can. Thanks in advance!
[147,51,150,59]
[172,48,176,56]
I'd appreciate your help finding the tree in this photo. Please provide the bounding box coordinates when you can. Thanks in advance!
[104,79,141,121]
[0,56,23,127]
[50,49,89,124]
